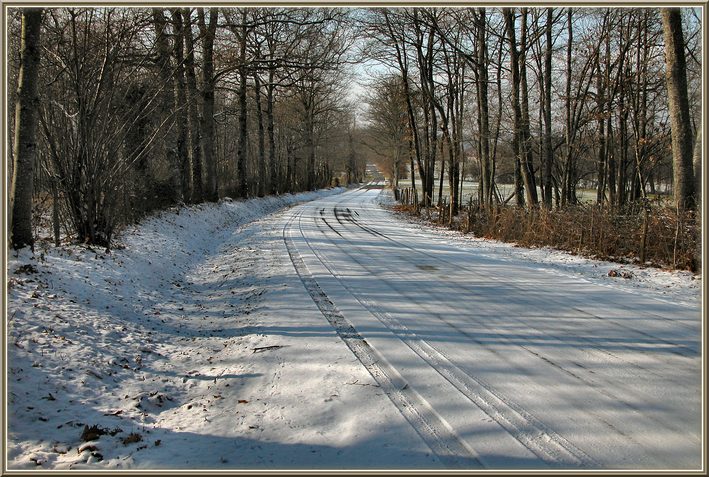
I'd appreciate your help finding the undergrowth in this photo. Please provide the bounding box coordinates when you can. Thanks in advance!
[392,202,701,272]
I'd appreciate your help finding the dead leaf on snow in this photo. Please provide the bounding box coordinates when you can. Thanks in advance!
[122,433,142,445]
[80,424,107,442]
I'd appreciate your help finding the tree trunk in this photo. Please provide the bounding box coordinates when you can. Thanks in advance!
[693,128,701,207]
[408,135,417,193]
[182,8,203,203]
[348,125,358,185]
[267,72,278,194]
[305,98,316,190]
[519,8,539,206]
[197,8,218,201]
[662,8,695,210]
[476,8,492,207]
[618,73,628,207]
[595,47,607,205]
[425,43,437,207]
[236,10,249,198]
[171,9,190,202]
[542,8,553,208]
[503,8,526,207]
[605,28,616,207]
[10,8,42,249]
[152,9,181,201]
[456,60,466,211]
[607,122,616,207]
[437,138,445,206]
[562,8,574,206]
[631,11,649,202]
[254,73,266,197]
[414,11,437,206]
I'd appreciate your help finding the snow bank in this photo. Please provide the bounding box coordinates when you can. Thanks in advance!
[6,187,353,470]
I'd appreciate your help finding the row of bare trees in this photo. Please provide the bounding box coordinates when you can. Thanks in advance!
[7,7,702,251]
[8,7,365,249]
[360,7,701,217]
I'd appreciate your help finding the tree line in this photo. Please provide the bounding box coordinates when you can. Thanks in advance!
[8,7,365,249]
[360,7,701,216]
[7,7,702,254]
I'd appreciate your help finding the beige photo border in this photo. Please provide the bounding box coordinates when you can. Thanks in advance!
[1,1,706,475]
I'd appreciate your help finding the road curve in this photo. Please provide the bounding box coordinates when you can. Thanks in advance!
[283,183,702,470]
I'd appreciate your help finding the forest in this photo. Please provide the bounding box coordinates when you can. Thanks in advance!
[7,7,703,269]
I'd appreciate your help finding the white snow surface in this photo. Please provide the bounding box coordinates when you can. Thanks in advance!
[7,187,438,470]
[5,183,703,471]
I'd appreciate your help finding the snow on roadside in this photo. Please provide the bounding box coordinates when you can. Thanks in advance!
[377,188,701,308]
[6,187,440,470]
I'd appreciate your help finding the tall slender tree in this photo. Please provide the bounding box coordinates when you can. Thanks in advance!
[518,8,539,206]
[182,8,203,203]
[542,8,554,208]
[171,9,190,201]
[10,8,42,249]
[197,8,218,201]
[661,8,695,210]
[152,9,181,201]
[503,8,526,207]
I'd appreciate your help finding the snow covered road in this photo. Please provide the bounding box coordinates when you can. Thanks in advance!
[284,184,703,470]
[6,184,702,471]
[7,188,441,470]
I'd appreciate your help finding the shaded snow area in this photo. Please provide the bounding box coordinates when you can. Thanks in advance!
[296,186,700,470]
[6,187,440,470]
[6,183,702,471]
[378,189,701,309]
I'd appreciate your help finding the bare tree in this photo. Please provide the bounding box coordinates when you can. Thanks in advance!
[171,9,191,202]
[503,8,529,207]
[518,8,539,206]
[541,8,554,208]
[181,8,203,203]
[381,9,426,201]
[153,8,181,201]
[475,8,493,207]
[197,8,218,201]
[223,8,251,198]
[661,8,695,210]
[364,75,408,187]
[10,8,42,249]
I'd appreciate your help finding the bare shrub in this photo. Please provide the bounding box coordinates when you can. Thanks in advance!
[415,203,699,272]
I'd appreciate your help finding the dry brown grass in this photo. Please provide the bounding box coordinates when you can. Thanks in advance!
[407,202,700,272]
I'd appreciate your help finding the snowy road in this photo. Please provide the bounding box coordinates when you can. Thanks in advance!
[283,184,702,470]
[7,184,701,471]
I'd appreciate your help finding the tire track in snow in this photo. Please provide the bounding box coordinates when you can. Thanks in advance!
[283,208,484,470]
[327,201,696,456]
[321,195,697,466]
[339,201,699,377]
[343,202,700,378]
[355,202,699,337]
[324,205,600,468]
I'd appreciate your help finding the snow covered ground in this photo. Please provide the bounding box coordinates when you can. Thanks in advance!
[6,187,439,470]
[286,185,702,470]
[5,183,703,470]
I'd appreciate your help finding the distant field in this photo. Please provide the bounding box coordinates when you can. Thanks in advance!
[396,178,671,206]
[395,179,597,204]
